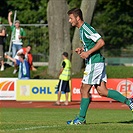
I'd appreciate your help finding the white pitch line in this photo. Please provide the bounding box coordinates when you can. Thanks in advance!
[0,125,60,132]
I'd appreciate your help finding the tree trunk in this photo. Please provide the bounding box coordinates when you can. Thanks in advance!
[71,0,97,74]
[47,0,71,77]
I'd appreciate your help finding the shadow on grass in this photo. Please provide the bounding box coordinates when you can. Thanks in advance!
[88,120,133,125]
[118,120,133,124]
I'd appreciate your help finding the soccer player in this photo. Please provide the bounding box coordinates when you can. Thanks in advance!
[67,8,133,125]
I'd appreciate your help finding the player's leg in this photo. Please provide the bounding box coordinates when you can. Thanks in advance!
[67,83,92,125]
[67,64,95,125]
[95,81,133,111]
[95,81,108,97]
[78,83,92,120]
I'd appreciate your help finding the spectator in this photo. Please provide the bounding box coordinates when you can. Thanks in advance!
[13,45,37,74]
[8,11,26,59]
[0,17,6,71]
[5,53,30,79]
[55,52,71,106]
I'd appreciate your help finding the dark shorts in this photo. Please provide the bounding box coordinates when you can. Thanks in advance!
[57,80,70,93]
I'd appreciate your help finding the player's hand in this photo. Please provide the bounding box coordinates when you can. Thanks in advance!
[75,48,82,54]
[80,51,90,59]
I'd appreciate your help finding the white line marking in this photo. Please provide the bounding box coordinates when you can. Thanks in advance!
[0,125,60,132]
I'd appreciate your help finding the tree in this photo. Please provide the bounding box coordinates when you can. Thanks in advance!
[47,0,71,77]
[92,0,133,56]
[71,0,97,74]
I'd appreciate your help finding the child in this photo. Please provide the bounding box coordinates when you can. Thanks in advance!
[5,53,30,79]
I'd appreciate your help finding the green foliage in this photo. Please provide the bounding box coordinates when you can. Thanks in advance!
[93,0,133,55]
[0,0,133,58]
[67,0,81,9]
[7,0,48,24]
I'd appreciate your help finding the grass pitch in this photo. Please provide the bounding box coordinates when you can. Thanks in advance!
[0,108,132,133]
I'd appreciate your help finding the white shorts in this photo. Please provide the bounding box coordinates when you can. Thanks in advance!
[82,63,107,85]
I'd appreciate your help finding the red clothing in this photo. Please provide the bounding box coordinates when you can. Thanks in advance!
[22,48,33,67]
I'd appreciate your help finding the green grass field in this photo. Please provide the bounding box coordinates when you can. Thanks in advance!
[0,65,133,133]
[0,108,132,133]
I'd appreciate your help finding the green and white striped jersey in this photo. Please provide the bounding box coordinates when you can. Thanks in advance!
[79,22,105,64]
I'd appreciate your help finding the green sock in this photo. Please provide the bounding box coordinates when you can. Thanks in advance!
[107,89,129,105]
[79,98,91,121]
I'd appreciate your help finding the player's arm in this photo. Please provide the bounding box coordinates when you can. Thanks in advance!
[8,11,13,26]
[80,38,105,59]
[87,38,105,55]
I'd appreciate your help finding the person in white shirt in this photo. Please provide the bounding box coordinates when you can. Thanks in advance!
[8,11,26,59]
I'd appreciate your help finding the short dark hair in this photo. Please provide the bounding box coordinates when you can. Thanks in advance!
[62,52,68,57]
[67,8,83,21]
[18,53,25,59]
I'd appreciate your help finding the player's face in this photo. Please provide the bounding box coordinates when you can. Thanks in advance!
[68,14,78,27]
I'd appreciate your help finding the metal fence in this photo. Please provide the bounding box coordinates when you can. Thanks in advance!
[102,49,133,66]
